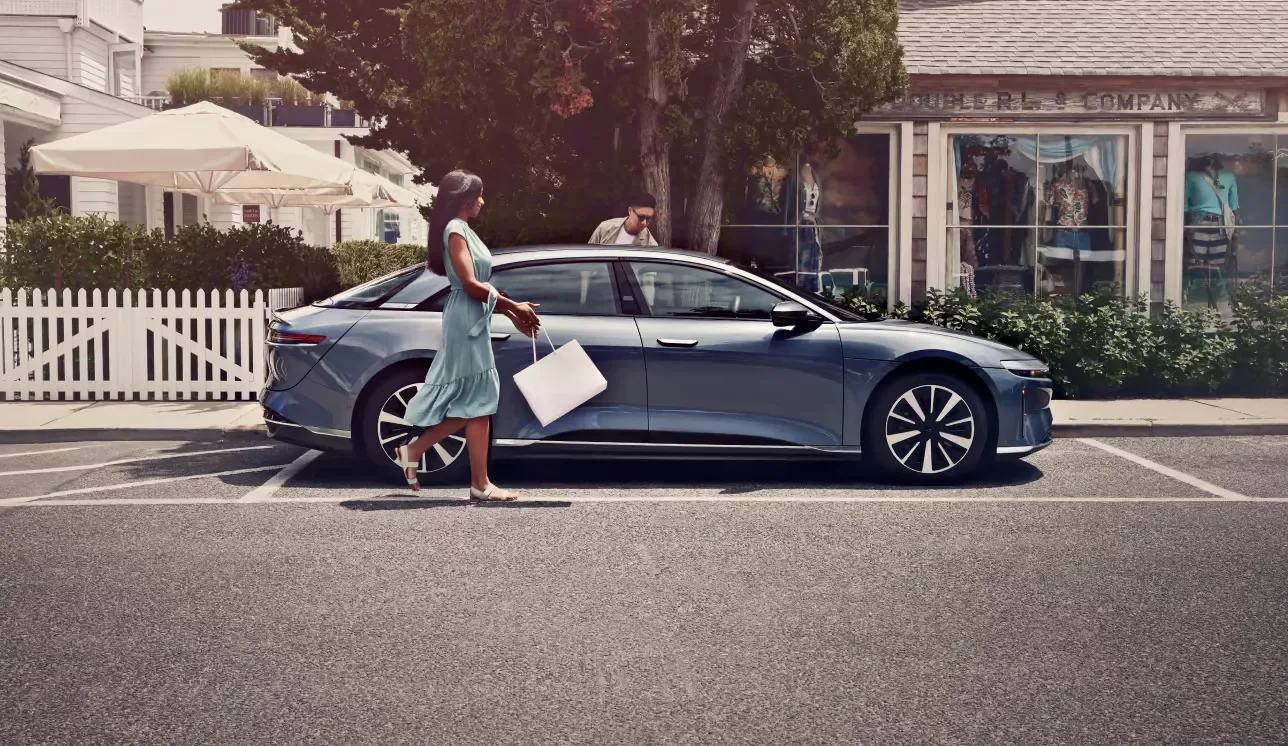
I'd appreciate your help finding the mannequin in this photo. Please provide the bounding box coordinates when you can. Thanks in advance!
[957,161,984,296]
[796,161,823,292]
[1184,154,1239,309]
[1045,161,1099,294]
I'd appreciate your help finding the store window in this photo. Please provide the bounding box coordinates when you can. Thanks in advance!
[720,133,892,303]
[1182,133,1288,313]
[946,134,1129,297]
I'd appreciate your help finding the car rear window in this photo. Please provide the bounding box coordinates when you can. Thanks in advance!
[315,265,422,309]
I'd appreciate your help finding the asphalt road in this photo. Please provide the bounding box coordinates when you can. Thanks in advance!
[2,436,1288,745]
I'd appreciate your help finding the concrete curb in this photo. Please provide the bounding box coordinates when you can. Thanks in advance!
[1053,421,1288,437]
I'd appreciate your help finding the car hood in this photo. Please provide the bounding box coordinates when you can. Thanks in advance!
[839,319,1043,367]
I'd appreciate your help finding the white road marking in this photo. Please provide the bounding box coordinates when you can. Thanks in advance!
[0,445,277,477]
[238,450,322,502]
[9,495,1288,507]
[0,464,295,506]
[1078,438,1251,500]
[0,446,91,459]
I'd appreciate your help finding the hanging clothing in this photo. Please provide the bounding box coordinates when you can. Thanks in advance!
[1046,172,1090,227]
[1187,211,1229,266]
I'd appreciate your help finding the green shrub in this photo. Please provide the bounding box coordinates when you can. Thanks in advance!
[331,240,423,288]
[0,214,340,297]
[0,214,169,290]
[1227,288,1288,396]
[839,286,1287,399]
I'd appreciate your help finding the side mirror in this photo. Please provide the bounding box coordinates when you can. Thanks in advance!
[771,301,822,328]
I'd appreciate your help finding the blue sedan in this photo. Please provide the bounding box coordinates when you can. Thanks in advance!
[262,246,1053,484]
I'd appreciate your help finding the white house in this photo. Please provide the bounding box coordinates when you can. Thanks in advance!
[1,0,430,247]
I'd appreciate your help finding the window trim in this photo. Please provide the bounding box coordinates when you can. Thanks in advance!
[932,122,1142,299]
[624,258,794,322]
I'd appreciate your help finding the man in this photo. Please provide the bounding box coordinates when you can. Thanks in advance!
[589,192,660,246]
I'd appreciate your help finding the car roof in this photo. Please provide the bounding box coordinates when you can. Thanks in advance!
[490,245,732,264]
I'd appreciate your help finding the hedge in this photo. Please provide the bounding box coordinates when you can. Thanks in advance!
[331,240,424,288]
[1,215,341,302]
[843,287,1288,399]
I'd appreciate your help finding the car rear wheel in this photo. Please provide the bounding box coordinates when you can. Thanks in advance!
[358,367,477,485]
[863,371,990,484]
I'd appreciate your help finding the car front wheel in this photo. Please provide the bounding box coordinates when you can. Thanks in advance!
[358,367,478,485]
[863,371,991,484]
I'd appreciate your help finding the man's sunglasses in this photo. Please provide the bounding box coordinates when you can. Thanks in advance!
[631,208,655,223]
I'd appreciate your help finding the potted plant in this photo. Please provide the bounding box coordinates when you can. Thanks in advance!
[270,77,327,126]
[329,99,359,128]
[214,71,270,124]
[164,69,212,109]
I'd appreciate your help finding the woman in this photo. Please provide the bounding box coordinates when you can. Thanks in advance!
[394,170,540,499]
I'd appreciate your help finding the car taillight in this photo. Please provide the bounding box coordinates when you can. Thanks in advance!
[269,329,326,345]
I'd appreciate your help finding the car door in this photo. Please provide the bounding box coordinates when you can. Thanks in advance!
[487,259,648,441]
[626,260,845,447]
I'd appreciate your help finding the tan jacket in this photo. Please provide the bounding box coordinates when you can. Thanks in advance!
[589,217,658,247]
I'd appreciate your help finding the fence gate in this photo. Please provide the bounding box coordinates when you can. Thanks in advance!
[0,288,272,402]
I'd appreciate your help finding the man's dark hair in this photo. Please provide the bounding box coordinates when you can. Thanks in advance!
[627,191,657,210]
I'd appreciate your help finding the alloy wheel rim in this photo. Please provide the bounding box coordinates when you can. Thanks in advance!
[884,384,975,475]
[376,382,466,474]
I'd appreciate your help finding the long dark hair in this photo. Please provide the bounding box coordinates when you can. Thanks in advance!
[427,169,484,275]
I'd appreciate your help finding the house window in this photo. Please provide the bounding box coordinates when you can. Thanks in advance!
[117,183,147,227]
[1181,133,1288,312]
[946,133,1130,298]
[181,193,200,226]
[375,208,401,244]
[720,133,894,304]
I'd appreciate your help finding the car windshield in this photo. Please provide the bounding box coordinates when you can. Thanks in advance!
[315,265,422,309]
[738,265,868,322]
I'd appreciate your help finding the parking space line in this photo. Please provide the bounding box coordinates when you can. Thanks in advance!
[10,495,1288,507]
[238,451,322,502]
[0,445,277,478]
[0,464,296,506]
[1078,438,1251,500]
[0,446,95,460]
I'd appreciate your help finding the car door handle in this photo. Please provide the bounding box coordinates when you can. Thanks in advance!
[657,339,699,348]
[490,333,511,342]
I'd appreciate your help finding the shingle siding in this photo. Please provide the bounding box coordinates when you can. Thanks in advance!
[898,0,1288,77]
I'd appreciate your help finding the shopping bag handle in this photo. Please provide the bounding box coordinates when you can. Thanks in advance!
[530,325,557,363]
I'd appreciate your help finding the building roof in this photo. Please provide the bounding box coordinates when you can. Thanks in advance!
[899,0,1288,78]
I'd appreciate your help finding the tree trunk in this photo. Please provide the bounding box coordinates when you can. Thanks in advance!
[687,0,759,255]
[639,10,673,247]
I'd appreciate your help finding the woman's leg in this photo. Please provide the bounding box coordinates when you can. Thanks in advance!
[465,416,518,499]
[465,416,492,491]
[404,417,465,463]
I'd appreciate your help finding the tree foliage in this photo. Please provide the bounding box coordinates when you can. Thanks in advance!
[5,140,60,222]
[234,0,905,251]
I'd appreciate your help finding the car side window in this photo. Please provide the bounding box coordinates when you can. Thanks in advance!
[491,261,619,316]
[628,262,781,320]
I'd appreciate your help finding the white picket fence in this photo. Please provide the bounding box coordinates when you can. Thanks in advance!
[0,287,305,402]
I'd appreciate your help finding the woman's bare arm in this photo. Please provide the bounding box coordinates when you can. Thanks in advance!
[447,232,540,331]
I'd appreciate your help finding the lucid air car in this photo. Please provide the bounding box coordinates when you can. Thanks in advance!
[262,246,1053,484]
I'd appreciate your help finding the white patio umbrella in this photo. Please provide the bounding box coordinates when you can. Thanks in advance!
[210,170,425,246]
[30,101,365,197]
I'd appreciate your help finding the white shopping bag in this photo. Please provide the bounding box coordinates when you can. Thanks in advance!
[513,327,608,427]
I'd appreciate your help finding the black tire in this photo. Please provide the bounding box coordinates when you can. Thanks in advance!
[357,366,483,486]
[863,371,991,485]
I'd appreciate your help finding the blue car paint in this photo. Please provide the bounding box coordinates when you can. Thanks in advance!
[262,246,1053,470]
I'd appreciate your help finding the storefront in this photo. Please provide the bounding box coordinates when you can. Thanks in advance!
[717,2,1288,313]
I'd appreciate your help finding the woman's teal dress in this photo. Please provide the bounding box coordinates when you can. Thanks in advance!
[403,218,500,426]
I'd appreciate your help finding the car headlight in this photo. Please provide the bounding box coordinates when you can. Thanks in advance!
[1001,360,1050,379]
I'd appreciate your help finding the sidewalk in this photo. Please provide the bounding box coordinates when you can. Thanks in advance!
[2,398,1288,443]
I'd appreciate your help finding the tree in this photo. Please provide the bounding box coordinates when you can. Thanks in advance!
[233,0,904,253]
[5,140,59,223]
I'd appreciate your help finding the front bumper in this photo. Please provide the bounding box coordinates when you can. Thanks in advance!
[977,367,1054,457]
